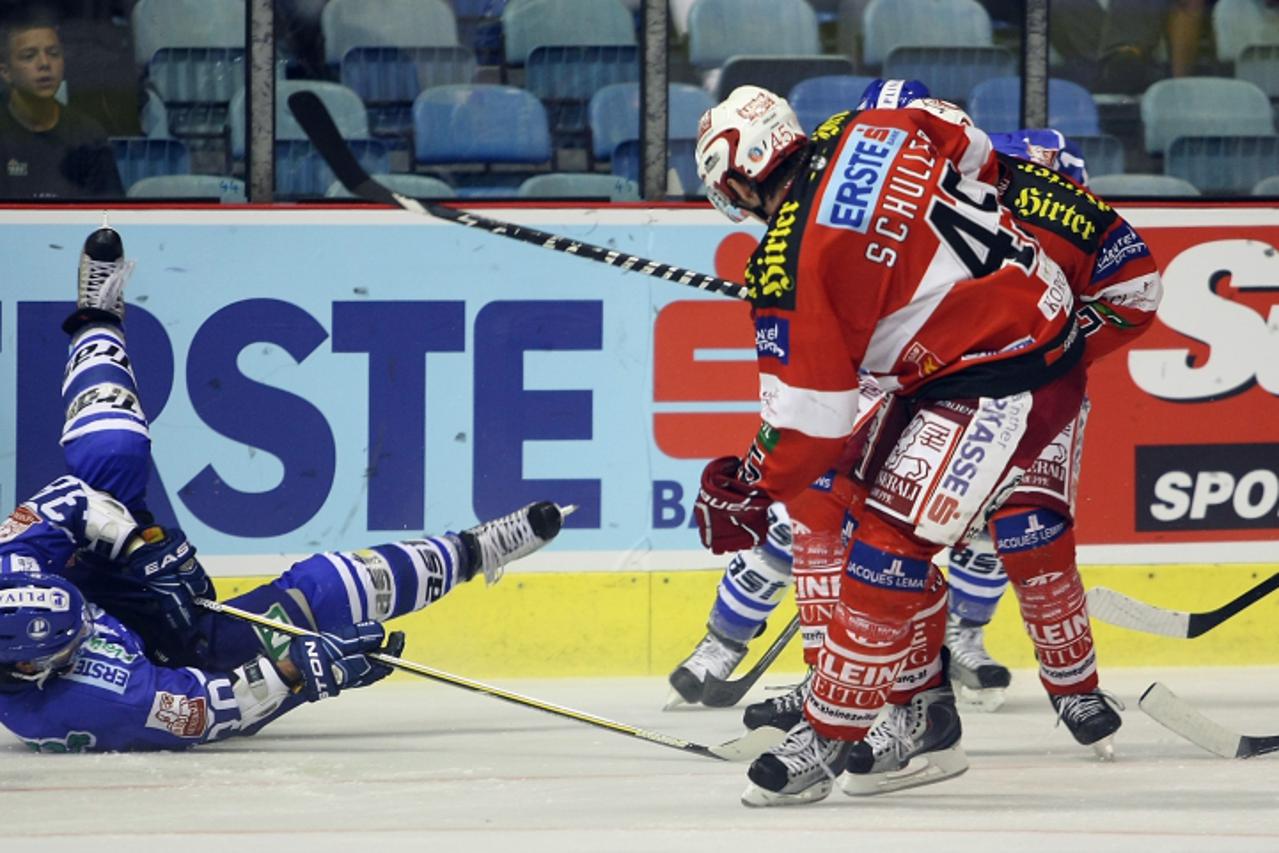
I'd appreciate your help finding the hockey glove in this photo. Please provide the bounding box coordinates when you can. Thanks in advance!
[122,526,214,636]
[694,455,772,554]
[287,621,405,702]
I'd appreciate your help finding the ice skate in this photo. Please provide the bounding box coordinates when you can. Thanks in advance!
[458,502,573,585]
[946,614,1011,712]
[839,682,969,796]
[741,717,851,807]
[78,226,133,317]
[665,630,747,709]
[1052,689,1124,760]
[740,668,811,731]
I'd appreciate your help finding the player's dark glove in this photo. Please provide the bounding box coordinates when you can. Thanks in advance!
[693,455,772,554]
[122,526,214,635]
[287,621,404,702]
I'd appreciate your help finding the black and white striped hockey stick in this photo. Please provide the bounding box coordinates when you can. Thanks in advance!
[287,91,750,301]
[700,613,800,707]
[1140,682,1279,759]
[1086,572,1279,639]
[198,597,779,762]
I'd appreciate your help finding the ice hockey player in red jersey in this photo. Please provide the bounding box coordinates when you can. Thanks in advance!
[692,85,1097,806]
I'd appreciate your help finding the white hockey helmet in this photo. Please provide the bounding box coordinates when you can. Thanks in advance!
[695,85,808,222]
[906,97,974,127]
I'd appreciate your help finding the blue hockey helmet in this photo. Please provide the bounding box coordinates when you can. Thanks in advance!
[857,78,932,110]
[0,573,90,686]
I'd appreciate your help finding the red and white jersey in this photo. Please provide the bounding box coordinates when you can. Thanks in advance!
[740,108,1079,500]
[997,153,1163,364]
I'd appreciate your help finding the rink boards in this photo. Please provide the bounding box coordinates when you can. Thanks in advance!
[0,205,1277,673]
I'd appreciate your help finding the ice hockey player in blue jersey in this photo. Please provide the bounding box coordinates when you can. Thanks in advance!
[0,225,569,752]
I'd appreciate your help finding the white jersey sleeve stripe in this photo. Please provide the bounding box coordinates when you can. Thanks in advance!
[958,124,994,179]
[759,374,860,439]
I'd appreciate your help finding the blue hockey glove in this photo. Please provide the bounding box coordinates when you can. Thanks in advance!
[122,526,214,635]
[287,621,404,702]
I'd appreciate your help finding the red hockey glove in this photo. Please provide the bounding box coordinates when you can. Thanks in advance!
[694,455,772,554]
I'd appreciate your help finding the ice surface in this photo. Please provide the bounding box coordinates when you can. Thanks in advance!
[4,667,1277,853]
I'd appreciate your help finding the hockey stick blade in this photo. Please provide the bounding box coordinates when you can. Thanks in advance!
[1087,572,1279,639]
[700,614,800,707]
[197,597,732,761]
[1140,682,1279,759]
[286,91,751,301]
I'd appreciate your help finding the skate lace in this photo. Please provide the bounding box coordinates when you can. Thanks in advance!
[764,669,812,714]
[1054,689,1125,728]
[775,722,841,782]
[864,701,915,761]
[947,624,997,669]
[686,633,743,676]
[473,510,539,585]
[83,258,134,302]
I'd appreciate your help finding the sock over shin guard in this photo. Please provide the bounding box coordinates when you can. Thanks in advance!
[887,566,948,704]
[993,508,1098,695]
[790,477,863,665]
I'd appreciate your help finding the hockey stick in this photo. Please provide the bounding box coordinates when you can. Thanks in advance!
[1140,682,1279,759]
[286,91,750,301]
[700,613,800,707]
[1086,572,1279,639]
[197,597,772,761]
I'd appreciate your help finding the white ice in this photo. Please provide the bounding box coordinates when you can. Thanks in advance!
[4,666,1278,853]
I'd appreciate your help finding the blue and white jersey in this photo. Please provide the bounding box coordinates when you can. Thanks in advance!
[988,128,1089,186]
[0,608,301,752]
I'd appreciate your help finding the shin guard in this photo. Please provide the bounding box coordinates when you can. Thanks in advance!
[993,508,1098,695]
[887,566,948,704]
[790,477,861,666]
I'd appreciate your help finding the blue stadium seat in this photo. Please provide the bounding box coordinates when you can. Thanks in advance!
[127,174,246,202]
[862,0,994,67]
[275,139,390,198]
[967,77,1101,135]
[340,45,477,139]
[588,82,714,161]
[147,47,244,137]
[716,55,857,102]
[140,92,170,137]
[1213,0,1279,64]
[517,172,640,200]
[787,74,877,132]
[1165,135,1279,194]
[1089,173,1200,197]
[326,173,456,198]
[502,0,635,66]
[1072,134,1126,178]
[883,46,1015,104]
[611,138,702,196]
[687,0,820,70]
[1140,77,1274,154]
[321,0,459,66]
[230,81,371,161]
[525,44,640,141]
[110,137,191,191]
[131,0,244,66]
[452,0,508,65]
[413,85,552,164]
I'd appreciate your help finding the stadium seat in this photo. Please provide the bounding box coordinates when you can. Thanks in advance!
[229,81,371,162]
[1140,77,1274,154]
[687,0,820,70]
[452,0,508,65]
[862,0,994,67]
[140,92,170,137]
[525,44,640,142]
[127,174,246,202]
[716,55,857,102]
[340,45,478,139]
[517,172,641,200]
[131,0,244,66]
[110,137,191,191]
[1089,173,1200,197]
[1165,135,1279,194]
[275,138,390,197]
[588,82,713,161]
[1072,134,1126,178]
[883,46,1015,104]
[1235,44,1279,99]
[1252,174,1279,194]
[321,0,459,66]
[966,77,1101,135]
[413,84,552,164]
[787,74,877,132]
[147,47,245,138]
[326,173,456,198]
[611,138,702,195]
[502,0,636,66]
[1213,0,1279,64]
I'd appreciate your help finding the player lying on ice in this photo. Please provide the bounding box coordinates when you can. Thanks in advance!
[688,80,1160,807]
[0,226,569,752]
[670,78,1162,730]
